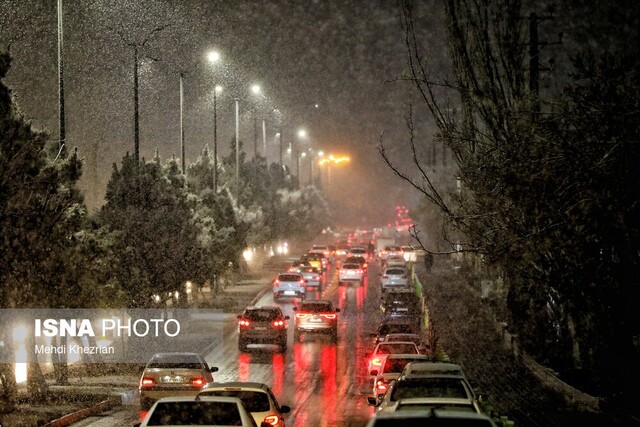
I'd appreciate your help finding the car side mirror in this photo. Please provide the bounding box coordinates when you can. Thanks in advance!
[280,405,291,413]
[335,308,340,312]
[236,314,242,319]
[367,396,377,406]
[284,315,290,320]
[210,366,219,373]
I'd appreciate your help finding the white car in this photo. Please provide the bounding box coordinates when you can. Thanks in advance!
[384,256,406,269]
[198,382,291,427]
[367,341,421,376]
[401,361,466,378]
[338,262,365,285]
[375,333,431,355]
[401,246,417,262]
[136,396,257,426]
[375,374,477,413]
[367,354,431,405]
[380,267,410,292]
[392,396,482,413]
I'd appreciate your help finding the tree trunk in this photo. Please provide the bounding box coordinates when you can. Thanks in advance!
[26,335,48,402]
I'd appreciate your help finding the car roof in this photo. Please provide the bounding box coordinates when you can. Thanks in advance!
[382,353,430,360]
[342,263,360,268]
[246,305,281,310]
[403,362,464,371]
[375,341,418,349]
[151,352,200,357]
[370,409,494,423]
[396,396,475,405]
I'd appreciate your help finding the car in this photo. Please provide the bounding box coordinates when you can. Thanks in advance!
[379,245,403,263]
[301,252,327,272]
[138,352,219,410]
[384,255,407,269]
[198,382,291,427]
[374,315,422,338]
[380,267,410,293]
[292,264,323,289]
[364,409,497,427]
[374,333,431,355]
[401,245,417,262]
[380,289,420,315]
[338,262,365,285]
[392,396,482,413]
[401,362,466,378]
[345,255,368,272]
[368,354,431,405]
[237,306,290,353]
[309,244,333,262]
[293,300,340,341]
[273,272,306,301]
[135,396,257,427]
[366,341,421,376]
[347,246,368,261]
[335,243,350,258]
[375,374,478,413]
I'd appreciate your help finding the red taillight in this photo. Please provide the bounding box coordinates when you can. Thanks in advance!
[239,319,251,327]
[273,280,279,288]
[140,377,155,388]
[321,313,336,319]
[300,279,305,285]
[363,263,368,269]
[140,411,149,420]
[296,313,310,318]
[191,377,206,387]
[273,320,286,327]
[376,379,387,392]
[313,274,320,280]
[263,415,280,426]
[382,275,389,279]
[372,358,383,366]
[357,269,363,274]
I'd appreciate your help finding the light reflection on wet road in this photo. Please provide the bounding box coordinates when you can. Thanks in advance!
[204,261,380,427]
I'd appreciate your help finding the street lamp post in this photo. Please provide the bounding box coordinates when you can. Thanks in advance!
[297,151,306,189]
[235,97,240,199]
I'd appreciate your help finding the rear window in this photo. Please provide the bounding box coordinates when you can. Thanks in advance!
[246,308,282,321]
[385,268,406,275]
[382,357,421,374]
[391,378,468,401]
[300,302,333,313]
[376,343,418,355]
[146,401,242,425]
[342,264,360,270]
[350,248,365,254]
[371,417,490,427]
[147,354,203,370]
[199,390,270,412]
[278,274,302,282]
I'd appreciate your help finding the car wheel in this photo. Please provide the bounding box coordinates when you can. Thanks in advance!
[330,329,338,342]
[300,294,306,301]
[238,338,248,352]
[278,337,287,352]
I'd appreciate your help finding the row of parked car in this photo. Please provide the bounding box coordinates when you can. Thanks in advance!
[364,249,497,426]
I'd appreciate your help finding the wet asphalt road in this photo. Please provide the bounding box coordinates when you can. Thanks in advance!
[73,259,385,426]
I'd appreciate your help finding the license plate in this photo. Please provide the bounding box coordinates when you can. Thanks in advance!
[284,291,296,295]
[162,376,184,383]
[254,326,267,330]
[310,318,322,322]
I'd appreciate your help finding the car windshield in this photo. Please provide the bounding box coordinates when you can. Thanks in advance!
[200,390,270,412]
[376,343,418,354]
[146,401,242,425]
[390,378,468,401]
[147,354,203,370]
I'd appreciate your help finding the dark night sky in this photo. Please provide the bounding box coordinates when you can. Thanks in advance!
[0,0,445,226]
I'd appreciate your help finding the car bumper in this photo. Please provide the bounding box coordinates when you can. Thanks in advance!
[240,330,287,341]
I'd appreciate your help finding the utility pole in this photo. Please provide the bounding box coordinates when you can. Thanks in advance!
[279,127,284,170]
[133,45,140,163]
[57,0,65,151]
[179,72,185,174]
